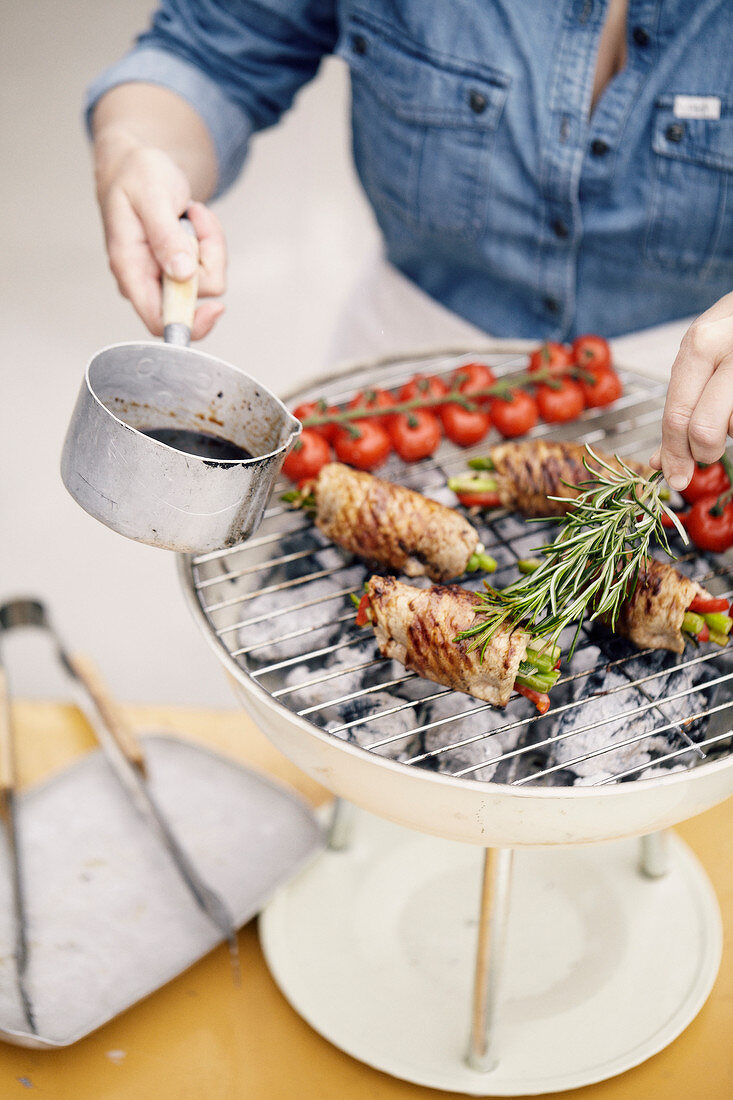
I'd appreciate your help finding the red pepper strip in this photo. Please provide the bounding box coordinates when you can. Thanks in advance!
[355,593,371,627]
[697,623,710,643]
[688,596,729,614]
[354,594,372,629]
[456,491,502,508]
[515,683,551,715]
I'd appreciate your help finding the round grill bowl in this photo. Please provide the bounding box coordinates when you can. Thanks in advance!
[180,345,733,847]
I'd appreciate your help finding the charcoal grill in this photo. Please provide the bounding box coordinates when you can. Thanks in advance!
[180,344,732,1093]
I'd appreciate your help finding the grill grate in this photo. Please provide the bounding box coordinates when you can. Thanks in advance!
[184,349,733,789]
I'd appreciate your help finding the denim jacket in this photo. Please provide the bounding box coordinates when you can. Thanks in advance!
[86,0,733,340]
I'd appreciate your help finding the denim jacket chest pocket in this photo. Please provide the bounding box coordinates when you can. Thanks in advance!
[337,12,510,238]
[645,98,733,276]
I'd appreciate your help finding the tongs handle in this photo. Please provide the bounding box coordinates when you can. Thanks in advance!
[66,653,147,776]
[0,665,15,799]
[162,215,199,346]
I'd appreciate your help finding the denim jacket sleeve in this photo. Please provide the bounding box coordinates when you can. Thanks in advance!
[84,0,338,196]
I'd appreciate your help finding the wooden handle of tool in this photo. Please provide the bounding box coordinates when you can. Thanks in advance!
[0,667,15,797]
[162,216,199,332]
[66,653,147,775]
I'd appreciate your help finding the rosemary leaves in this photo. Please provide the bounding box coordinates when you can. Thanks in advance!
[458,447,687,659]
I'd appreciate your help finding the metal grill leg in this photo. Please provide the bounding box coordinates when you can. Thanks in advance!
[639,830,670,879]
[326,798,357,851]
[466,847,514,1074]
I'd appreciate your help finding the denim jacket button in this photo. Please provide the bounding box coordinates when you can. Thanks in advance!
[665,123,685,143]
[590,139,610,157]
[632,26,650,47]
[551,218,569,239]
[469,90,488,114]
[352,34,367,55]
[543,296,561,314]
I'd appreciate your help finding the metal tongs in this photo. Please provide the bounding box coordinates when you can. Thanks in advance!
[0,599,241,984]
[0,634,37,1033]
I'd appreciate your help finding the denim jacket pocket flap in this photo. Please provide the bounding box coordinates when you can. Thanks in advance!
[652,98,733,173]
[338,11,510,131]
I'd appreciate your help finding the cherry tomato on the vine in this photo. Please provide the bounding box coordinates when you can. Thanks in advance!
[679,462,730,504]
[398,374,449,408]
[535,378,585,424]
[348,387,396,426]
[389,410,442,462]
[528,341,573,377]
[441,403,491,447]
[282,429,332,482]
[579,366,623,408]
[292,400,341,443]
[333,419,391,471]
[685,496,733,553]
[491,389,539,438]
[450,361,497,408]
[572,334,612,373]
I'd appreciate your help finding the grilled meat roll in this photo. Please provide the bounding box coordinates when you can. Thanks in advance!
[364,575,531,707]
[612,559,709,654]
[309,463,483,582]
[473,441,653,518]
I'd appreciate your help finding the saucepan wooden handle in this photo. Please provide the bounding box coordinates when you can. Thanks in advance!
[162,215,200,339]
[66,652,147,775]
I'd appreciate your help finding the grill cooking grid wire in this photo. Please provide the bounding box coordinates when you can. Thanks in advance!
[180,344,733,848]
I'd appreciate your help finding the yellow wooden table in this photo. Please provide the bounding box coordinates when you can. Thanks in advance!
[3,700,732,1099]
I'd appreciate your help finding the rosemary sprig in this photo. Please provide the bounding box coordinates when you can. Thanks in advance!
[457,447,687,660]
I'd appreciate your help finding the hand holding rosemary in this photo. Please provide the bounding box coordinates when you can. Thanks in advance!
[458,447,690,662]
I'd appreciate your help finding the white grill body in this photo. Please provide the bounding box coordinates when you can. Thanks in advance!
[180,346,733,846]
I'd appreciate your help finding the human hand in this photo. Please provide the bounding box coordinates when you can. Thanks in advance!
[95,142,226,339]
[650,291,733,490]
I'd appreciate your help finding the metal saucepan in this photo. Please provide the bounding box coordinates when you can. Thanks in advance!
[61,221,300,553]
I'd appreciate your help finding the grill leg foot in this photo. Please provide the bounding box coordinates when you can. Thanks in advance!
[465,847,514,1074]
[639,830,670,879]
[327,798,357,851]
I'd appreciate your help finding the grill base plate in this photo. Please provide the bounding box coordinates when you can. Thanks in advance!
[260,808,721,1095]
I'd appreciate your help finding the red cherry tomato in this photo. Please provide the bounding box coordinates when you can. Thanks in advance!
[679,462,730,504]
[579,366,623,408]
[333,419,391,471]
[685,496,733,553]
[490,389,539,438]
[398,374,449,408]
[528,341,573,377]
[282,429,332,482]
[389,410,442,462]
[572,334,612,373]
[441,403,491,447]
[292,400,340,443]
[535,378,585,424]
[449,361,497,408]
[347,388,396,426]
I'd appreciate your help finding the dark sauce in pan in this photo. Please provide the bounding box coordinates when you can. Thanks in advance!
[142,427,252,461]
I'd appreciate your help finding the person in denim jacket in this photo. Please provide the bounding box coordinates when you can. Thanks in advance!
[86,0,733,491]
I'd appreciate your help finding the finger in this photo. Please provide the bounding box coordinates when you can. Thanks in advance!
[104,190,166,334]
[125,178,197,280]
[687,352,733,464]
[648,449,661,471]
[659,327,717,490]
[191,301,225,341]
[186,201,227,298]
